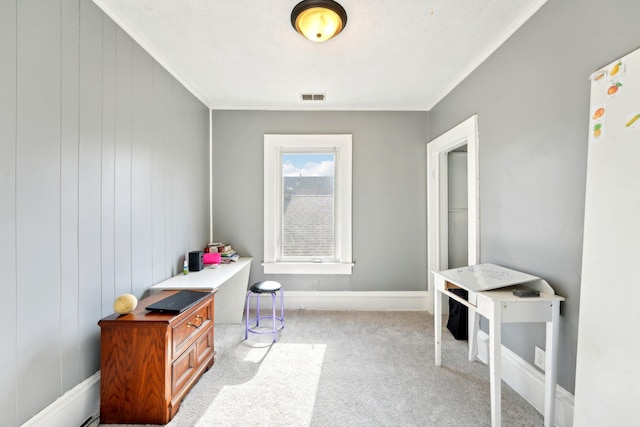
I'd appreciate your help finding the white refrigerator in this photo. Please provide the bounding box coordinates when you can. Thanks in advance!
[574,46,640,425]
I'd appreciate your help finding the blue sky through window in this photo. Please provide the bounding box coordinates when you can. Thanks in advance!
[282,153,335,177]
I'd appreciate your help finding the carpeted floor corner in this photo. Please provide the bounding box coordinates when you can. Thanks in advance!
[100,310,544,427]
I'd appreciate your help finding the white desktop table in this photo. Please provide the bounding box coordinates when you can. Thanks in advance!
[433,264,564,427]
[150,257,252,323]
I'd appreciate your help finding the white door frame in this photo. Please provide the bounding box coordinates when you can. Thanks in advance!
[426,115,480,314]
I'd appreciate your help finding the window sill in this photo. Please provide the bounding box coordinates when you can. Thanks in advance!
[262,262,353,275]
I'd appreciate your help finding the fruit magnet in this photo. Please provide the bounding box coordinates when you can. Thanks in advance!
[592,107,605,120]
[607,82,622,96]
[593,123,603,139]
[609,60,624,77]
[625,112,640,130]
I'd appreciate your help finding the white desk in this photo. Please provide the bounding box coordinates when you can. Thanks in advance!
[150,257,252,323]
[433,264,564,427]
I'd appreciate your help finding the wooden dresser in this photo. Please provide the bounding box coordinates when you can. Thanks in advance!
[98,290,216,424]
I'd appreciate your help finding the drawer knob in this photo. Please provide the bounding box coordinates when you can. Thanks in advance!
[188,315,204,329]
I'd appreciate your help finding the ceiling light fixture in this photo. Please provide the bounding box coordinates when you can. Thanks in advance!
[291,0,347,43]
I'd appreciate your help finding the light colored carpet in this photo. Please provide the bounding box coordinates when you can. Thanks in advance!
[100,310,543,426]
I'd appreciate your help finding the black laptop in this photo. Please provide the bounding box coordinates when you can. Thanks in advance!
[146,290,209,314]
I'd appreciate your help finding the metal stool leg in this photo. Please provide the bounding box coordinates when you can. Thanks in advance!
[272,293,277,342]
[245,291,252,340]
[255,293,261,327]
[280,289,285,328]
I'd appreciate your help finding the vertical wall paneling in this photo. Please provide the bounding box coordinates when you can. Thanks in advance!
[0,0,18,424]
[78,0,103,379]
[183,89,207,250]
[113,26,133,296]
[152,63,167,284]
[189,98,209,249]
[174,87,193,256]
[3,1,210,423]
[168,82,179,267]
[16,0,62,422]
[171,82,187,269]
[60,0,81,393]
[131,44,153,297]
[164,78,175,276]
[101,16,116,315]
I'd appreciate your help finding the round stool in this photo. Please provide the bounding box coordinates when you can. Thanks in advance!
[244,281,284,342]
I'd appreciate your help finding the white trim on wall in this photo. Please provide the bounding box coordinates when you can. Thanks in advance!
[92,0,210,108]
[426,115,480,314]
[425,0,548,110]
[249,291,430,311]
[22,372,100,427]
[209,108,213,243]
[459,330,574,426]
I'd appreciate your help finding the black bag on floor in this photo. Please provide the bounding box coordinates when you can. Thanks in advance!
[446,288,468,340]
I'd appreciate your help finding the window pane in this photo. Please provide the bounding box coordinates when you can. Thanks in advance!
[281,153,335,259]
[264,134,352,274]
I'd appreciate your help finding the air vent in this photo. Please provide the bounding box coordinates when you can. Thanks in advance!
[301,93,326,101]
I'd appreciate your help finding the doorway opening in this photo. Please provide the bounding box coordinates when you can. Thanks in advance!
[448,145,469,270]
[426,115,479,314]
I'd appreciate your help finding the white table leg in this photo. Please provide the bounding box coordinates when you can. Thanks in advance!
[489,302,502,427]
[213,260,251,323]
[544,301,560,427]
[468,310,479,361]
[434,279,443,366]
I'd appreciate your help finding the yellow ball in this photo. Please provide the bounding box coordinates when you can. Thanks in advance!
[113,294,138,314]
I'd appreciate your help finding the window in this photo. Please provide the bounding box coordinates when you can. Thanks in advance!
[263,134,353,274]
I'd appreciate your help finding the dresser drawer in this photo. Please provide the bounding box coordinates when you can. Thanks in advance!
[196,326,215,366]
[172,326,214,395]
[171,299,213,357]
[172,342,197,395]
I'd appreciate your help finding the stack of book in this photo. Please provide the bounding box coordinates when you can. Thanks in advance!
[205,242,240,262]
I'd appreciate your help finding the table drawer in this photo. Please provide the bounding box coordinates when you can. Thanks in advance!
[172,299,213,356]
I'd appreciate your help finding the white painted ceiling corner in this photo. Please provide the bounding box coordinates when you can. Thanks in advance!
[92,0,547,111]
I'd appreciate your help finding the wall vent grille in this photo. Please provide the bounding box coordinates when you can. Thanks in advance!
[301,93,326,101]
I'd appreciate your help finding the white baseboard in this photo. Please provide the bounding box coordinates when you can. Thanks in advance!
[249,290,430,311]
[476,329,490,364]
[22,372,100,427]
[475,330,574,427]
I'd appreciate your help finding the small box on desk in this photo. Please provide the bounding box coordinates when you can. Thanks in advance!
[203,252,221,264]
[189,251,204,271]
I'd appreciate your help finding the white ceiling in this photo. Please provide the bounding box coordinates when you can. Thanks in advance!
[93,0,546,111]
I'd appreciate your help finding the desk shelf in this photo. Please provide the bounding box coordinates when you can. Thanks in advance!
[150,257,252,324]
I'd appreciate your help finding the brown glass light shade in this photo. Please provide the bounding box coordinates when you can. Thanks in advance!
[291,0,348,42]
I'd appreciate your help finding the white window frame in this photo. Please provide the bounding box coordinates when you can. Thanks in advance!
[263,134,353,275]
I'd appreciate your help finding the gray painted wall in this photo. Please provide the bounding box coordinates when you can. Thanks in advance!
[211,111,428,293]
[428,0,640,394]
[0,0,209,424]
